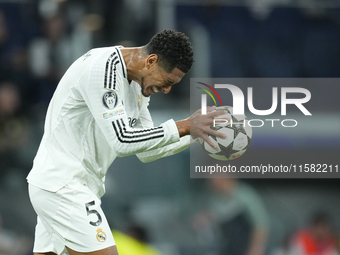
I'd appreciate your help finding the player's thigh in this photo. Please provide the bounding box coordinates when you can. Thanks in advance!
[34,253,57,255]
[66,245,118,255]
[33,247,119,255]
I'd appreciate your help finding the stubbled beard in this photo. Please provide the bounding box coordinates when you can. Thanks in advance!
[140,77,150,97]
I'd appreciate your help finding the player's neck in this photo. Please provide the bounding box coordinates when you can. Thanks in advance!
[120,46,146,83]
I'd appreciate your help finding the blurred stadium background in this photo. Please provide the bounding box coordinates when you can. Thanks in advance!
[0,0,340,255]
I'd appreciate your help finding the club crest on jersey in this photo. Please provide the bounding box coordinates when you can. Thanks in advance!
[102,91,118,110]
[96,228,106,242]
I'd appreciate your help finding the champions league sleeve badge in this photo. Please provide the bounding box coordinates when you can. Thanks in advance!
[102,91,118,109]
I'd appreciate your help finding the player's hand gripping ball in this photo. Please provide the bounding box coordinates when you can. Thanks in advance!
[199,106,252,161]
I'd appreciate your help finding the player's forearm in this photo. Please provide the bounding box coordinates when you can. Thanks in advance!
[137,136,191,163]
[175,118,190,137]
[111,118,180,157]
[246,227,267,255]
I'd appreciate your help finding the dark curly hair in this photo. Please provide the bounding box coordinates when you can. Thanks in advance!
[145,30,194,73]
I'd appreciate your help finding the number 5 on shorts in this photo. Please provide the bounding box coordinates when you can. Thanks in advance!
[85,201,102,226]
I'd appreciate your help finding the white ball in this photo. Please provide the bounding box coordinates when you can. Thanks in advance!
[199,106,252,161]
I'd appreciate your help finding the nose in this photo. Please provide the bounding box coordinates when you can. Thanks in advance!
[162,86,172,94]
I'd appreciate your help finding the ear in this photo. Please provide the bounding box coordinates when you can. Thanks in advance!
[145,54,159,69]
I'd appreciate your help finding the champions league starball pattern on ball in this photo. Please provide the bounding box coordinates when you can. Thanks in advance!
[199,106,252,161]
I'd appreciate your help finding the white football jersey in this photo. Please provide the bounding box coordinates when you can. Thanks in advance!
[27,46,190,198]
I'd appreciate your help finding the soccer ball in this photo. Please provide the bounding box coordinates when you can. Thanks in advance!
[199,106,252,161]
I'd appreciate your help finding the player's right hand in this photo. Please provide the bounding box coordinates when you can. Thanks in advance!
[190,107,230,148]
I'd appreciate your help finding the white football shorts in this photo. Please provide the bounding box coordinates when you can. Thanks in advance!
[28,181,116,255]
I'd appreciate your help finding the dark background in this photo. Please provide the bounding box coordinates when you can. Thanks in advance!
[0,1,340,255]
